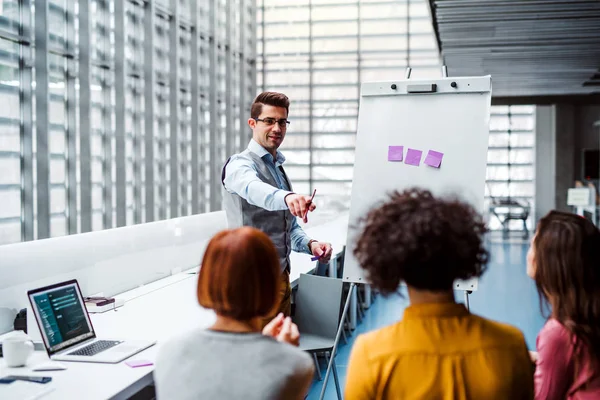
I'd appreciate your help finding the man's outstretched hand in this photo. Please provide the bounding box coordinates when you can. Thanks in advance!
[285,193,317,223]
[310,241,333,264]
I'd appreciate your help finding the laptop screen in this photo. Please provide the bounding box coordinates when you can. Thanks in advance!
[28,280,95,355]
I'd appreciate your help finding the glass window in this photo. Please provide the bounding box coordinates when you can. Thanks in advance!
[486,106,536,232]
[0,36,22,243]
[0,1,21,33]
[259,0,535,230]
[48,51,69,236]
[86,0,116,230]
[0,0,255,245]
[179,27,193,215]
[125,2,145,224]
[153,15,171,220]
[48,0,68,49]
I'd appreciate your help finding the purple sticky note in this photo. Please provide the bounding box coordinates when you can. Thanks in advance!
[424,150,444,168]
[125,359,153,368]
[405,149,423,166]
[388,146,404,161]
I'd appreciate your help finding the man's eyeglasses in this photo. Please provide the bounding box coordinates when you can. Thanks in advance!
[253,117,290,128]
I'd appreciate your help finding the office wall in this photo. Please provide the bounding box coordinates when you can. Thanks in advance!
[573,105,600,179]
[555,104,577,213]
[535,104,600,221]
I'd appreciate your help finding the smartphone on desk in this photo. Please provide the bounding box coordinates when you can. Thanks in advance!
[0,375,52,384]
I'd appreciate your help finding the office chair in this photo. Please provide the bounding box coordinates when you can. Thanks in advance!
[294,273,344,400]
[486,183,530,239]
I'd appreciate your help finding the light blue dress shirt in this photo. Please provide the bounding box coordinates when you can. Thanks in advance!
[223,139,312,254]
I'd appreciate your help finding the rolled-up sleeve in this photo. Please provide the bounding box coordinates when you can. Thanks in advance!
[290,218,311,254]
[223,157,291,211]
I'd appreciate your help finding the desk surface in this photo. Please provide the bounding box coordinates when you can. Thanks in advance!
[0,276,202,400]
[0,213,349,400]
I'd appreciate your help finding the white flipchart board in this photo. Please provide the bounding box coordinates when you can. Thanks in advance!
[343,76,492,292]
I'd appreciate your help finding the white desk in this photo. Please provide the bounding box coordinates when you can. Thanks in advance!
[0,270,316,400]
[0,214,350,400]
[0,275,202,400]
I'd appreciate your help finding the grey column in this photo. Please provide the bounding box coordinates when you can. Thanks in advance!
[208,0,219,211]
[115,0,127,227]
[134,77,144,224]
[34,0,50,239]
[308,0,313,192]
[144,0,156,222]
[535,106,556,221]
[357,2,361,113]
[190,0,200,214]
[20,0,34,241]
[66,0,78,234]
[102,55,113,228]
[239,0,247,151]
[259,1,265,91]
[250,0,257,102]
[535,104,578,221]
[78,0,93,232]
[170,0,180,218]
[554,104,576,213]
[225,0,234,158]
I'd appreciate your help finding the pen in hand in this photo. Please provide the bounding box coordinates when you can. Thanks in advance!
[303,189,317,221]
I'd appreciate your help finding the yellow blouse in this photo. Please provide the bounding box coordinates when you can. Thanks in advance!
[345,302,533,400]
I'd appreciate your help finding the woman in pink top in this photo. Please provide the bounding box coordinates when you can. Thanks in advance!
[527,211,600,399]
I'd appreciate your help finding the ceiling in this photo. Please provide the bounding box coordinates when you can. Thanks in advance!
[427,0,600,101]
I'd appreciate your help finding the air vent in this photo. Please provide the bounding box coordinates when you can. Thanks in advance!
[583,70,600,87]
[429,0,600,96]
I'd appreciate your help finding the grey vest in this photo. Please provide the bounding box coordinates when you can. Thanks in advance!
[221,150,295,273]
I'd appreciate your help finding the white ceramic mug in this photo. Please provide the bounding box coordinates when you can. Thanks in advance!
[3,337,34,367]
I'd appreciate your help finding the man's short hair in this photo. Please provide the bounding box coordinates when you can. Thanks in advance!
[353,188,489,294]
[250,92,290,119]
[197,227,280,320]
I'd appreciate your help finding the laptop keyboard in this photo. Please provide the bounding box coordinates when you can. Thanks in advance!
[68,340,122,356]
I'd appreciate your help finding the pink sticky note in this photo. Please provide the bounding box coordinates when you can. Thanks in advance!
[125,359,153,368]
[405,149,422,166]
[388,146,404,161]
[424,150,444,168]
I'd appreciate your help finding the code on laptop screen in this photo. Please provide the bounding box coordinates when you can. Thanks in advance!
[33,284,93,352]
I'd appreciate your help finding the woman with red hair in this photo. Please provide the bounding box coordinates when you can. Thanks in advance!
[155,227,314,400]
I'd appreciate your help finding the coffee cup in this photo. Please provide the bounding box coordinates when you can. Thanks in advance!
[3,337,34,367]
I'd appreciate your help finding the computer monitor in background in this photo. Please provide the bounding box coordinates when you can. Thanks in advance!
[583,210,595,225]
[582,149,599,181]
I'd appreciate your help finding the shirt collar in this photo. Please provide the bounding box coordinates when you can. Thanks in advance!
[248,139,286,165]
[402,302,469,319]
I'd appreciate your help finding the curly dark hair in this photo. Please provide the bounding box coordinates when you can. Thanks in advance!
[353,188,489,295]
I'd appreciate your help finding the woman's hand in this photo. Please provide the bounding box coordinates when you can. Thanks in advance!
[262,313,300,347]
[529,350,538,363]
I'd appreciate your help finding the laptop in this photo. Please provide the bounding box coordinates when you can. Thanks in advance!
[27,279,155,363]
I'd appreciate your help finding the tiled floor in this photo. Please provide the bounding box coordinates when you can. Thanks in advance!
[307,241,546,399]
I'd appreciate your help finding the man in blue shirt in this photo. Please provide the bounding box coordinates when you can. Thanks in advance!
[222,92,333,324]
